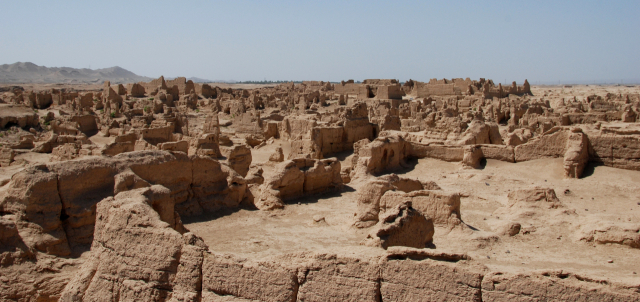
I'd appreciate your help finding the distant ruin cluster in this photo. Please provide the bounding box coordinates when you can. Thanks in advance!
[1,76,639,301]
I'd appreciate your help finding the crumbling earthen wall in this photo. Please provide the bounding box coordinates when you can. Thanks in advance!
[256,158,342,210]
[586,127,640,171]
[59,186,205,301]
[0,104,39,129]
[351,127,600,179]
[333,82,362,95]
[0,150,246,255]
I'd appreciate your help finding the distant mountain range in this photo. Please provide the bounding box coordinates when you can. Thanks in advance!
[0,62,152,84]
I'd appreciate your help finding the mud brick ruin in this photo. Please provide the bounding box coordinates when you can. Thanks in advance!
[1,77,640,301]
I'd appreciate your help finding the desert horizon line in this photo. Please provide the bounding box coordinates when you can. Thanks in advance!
[2,61,638,86]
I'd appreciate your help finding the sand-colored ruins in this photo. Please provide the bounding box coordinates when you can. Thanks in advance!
[1,77,640,301]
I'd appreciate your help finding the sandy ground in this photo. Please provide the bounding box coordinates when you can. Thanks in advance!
[404,158,640,284]
[185,152,640,286]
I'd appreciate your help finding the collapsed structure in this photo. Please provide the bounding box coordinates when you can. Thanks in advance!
[0,77,639,301]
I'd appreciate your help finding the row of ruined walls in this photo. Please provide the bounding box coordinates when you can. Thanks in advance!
[333,78,531,99]
[0,142,638,300]
[134,76,219,99]
[279,102,377,159]
[352,126,640,179]
[3,148,634,301]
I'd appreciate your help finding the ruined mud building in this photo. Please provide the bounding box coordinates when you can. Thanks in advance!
[1,75,640,301]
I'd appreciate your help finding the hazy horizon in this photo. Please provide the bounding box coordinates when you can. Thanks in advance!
[1,1,638,85]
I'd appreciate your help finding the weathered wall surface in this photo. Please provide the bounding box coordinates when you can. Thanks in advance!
[200,251,639,302]
[256,158,342,210]
[0,150,246,255]
[586,129,640,171]
[353,126,640,179]
[60,186,207,301]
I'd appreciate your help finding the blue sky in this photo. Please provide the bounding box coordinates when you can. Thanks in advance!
[1,0,638,84]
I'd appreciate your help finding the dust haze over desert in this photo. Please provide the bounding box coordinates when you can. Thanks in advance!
[0,1,639,302]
